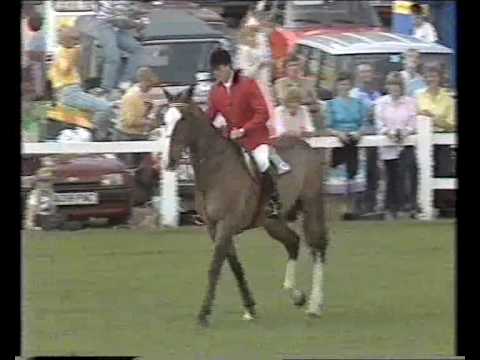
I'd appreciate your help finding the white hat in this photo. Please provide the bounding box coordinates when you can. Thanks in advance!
[245,16,260,28]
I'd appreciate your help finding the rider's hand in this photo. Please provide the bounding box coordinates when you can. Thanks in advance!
[230,128,245,140]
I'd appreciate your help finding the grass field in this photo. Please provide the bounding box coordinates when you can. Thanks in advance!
[22,220,456,359]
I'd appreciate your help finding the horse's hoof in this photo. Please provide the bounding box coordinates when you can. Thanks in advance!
[291,289,307,307]
[197,315,210,328]
[306,310,322,318]
[242,311,256,321]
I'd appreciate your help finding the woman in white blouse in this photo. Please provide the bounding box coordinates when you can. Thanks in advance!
[235,15,277,134]
[375,72,418,219]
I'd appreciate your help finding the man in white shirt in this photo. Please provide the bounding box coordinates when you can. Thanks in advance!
[411,3,438,43]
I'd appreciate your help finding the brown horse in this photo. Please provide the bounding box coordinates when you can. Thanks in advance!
[163,86,329,327]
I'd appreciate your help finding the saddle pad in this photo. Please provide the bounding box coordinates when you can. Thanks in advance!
[47,105,94,129]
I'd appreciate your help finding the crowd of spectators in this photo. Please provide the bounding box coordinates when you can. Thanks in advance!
[21,2,456,220]
[234,11,456,219]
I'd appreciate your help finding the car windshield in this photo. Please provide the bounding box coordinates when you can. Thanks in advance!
[141,41,222,84]
[344,53,453,90]
[53,0,95,12]
[285,1,381,28]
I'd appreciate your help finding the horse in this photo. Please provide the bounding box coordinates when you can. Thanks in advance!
[163,85,330,327]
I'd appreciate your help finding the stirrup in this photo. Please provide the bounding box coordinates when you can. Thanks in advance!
[276,162,292,175]
[269,149,291,176]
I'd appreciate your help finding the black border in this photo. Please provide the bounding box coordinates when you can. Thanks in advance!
[15,0,466,359]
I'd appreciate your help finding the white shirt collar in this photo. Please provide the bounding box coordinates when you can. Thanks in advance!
[385,95,407,104]
[223,70,235,91]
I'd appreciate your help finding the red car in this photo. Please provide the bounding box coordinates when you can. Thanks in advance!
[21,154,137,226]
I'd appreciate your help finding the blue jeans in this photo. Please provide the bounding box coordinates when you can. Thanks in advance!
[57,85,114,140]
[96,21,144,90]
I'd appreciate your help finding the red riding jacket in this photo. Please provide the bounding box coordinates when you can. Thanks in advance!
[207,70,271,151]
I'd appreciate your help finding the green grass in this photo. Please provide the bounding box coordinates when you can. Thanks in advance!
[22,220,456,359]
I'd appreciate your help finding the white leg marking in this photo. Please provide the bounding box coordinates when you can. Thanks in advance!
[242,311,254,321]
[283,259,297,290]
[307,257,324,315]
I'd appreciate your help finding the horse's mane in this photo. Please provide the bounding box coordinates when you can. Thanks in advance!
[183,103,248,167]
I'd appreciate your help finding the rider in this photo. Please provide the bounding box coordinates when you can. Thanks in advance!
[48,20,114,141]
[207,48,290,218]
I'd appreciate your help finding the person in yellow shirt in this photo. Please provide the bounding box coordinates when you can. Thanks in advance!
[116,67,160,138]
[417,63,456,132]
[113,67,161,166]
[417,62,456,216]
[48,21,114,141]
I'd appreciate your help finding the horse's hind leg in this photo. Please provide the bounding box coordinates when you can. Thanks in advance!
[302,197,329,317]
[226,243,257,320]
[263,218,306,307]
[198,221,232,327]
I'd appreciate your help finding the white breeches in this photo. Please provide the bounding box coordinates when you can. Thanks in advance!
[251,144,270,173]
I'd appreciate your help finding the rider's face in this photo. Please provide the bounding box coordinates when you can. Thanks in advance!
[213,65,232,84]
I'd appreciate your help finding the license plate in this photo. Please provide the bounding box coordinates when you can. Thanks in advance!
[54,192,99,206]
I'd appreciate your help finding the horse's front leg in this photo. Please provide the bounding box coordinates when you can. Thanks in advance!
[226,243,256,320]
[198,221,233,327]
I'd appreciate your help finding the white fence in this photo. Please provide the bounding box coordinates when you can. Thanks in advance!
[21,117,456,226]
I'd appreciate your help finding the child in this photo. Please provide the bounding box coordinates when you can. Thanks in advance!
[274,85,315,138]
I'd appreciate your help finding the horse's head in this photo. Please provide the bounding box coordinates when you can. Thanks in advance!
[163,84,197,171]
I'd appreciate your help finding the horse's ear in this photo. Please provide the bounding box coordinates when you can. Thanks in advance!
[185,84,196,101]
[162,88,174,103]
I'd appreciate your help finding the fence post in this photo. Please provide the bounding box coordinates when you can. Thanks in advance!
[416,115,434,220]
[159,134,179,227]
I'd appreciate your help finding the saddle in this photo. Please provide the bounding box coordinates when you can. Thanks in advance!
[47,104,94,130]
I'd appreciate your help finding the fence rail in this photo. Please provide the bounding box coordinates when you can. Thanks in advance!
[21,118,456,226]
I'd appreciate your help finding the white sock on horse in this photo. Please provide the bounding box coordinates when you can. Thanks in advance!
[283,259,297,289]
[307,256,324,315]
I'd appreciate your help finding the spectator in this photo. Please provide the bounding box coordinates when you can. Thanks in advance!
[114,67,160,166]
[326,71,368,218]
[375,72,417,220]
[400,48,427,97]
[297,54,333,101]
[90,1,147,99]
[235,15,276,135]
[417,62,456,216]
[24,12,46,100]
[350,63,382,214]
[274,56,323,129]
[411,3,438,43]
[417,63,455,132]
[236,15,273,89]
[274,85,315,139]
[48,21,114,141]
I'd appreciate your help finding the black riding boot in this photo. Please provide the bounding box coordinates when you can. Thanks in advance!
[264,168,282,219]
